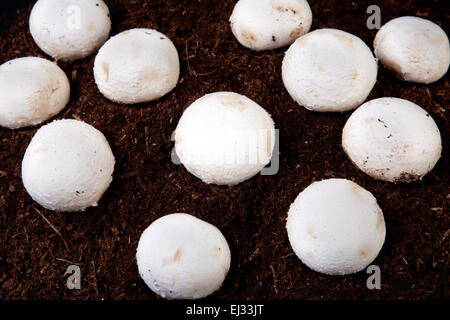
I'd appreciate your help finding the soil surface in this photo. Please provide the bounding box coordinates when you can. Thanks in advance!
[0,0,449,300]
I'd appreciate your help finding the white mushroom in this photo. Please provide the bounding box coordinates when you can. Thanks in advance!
[0,57,70,129]
[230,0,312,51]
[374,16,450,84]
[286,178,386,275]
[29,0,111,61]
[282,28,378,112]
[136,213,231,300]
[174,92,275,185]
[93,28,180,104]
[22,119,115,212]
[342,97,442,183]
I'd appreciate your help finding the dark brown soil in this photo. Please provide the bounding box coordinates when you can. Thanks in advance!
[0,0,449,300]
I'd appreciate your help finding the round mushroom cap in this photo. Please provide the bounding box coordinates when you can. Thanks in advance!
[174,92,276,186]
[282,28,378,112]
[0,57,70,129]
[93,28,180,104]
[286,179,386,275]
[29,0,111,61]
[230,0,312,51]
[22,119,115,212]
[374,16,450,84]
[342,97,442,183]
[136,213,231,300]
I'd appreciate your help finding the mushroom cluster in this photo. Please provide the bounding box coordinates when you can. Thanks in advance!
[0,0,447,300]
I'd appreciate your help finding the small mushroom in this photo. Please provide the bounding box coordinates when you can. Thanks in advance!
[342,97,442,183]
[93,28,180,104]
[374,16,450,84]
[286,179,386,275]
[29,0,111,61]
[0,57,70,129]
[282,28,378,112]
[22,119,115,212]
[230,0,313,51]
[174,92,276,185]
[136,213,231,300]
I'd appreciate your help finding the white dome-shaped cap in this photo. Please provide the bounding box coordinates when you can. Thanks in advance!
[286,179,386,275]
[136,213,231,300]
[0,57,70,129]
[22,119,115,212]
[175,92,276,185]
[29,0,111,61]
[230,0,312,51]
[93,28,180,104]
[374,16,450,84]
[342,97,442,183]
[282,28,378,112]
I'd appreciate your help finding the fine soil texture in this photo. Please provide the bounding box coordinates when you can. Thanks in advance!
[0,0,449,300]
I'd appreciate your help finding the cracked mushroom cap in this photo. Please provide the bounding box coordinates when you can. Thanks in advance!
[136,213,231,300]
[342,97,442,183]
[282,28,378,112]
[230,0,312,51]
[0,57,70,129]
[286,179,386,275]
[29,0,111,61]
[174,92,276,186]
[374,16,450,84]
[22,119,115,212]
[93,28,180,104]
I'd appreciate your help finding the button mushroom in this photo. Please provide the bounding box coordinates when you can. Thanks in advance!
[174,92,276,185]
[342,97,442,182]
[136,213,231,299]
[0,57,70,129]
[286,179,386,275]
[282,29,378,112]
[22,119,115,212]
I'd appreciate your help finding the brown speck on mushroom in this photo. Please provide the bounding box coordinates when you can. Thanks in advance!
[218,94,247,111]
[240,28,257,47]
[289,26,304,39]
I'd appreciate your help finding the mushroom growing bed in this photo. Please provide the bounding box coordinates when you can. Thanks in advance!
[0,0,448,300]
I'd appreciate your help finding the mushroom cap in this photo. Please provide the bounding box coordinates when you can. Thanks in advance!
[136,213,231,300]
[29,0,111,61]
[282,28,378,112]
[93,28,180,104]
[286,179,386,275]
[0,57,70,129]
[342,97,442,182]
[22,119,115,212]
[230,0,312,51]
[175,92,275,185]
[374,16,450,84]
